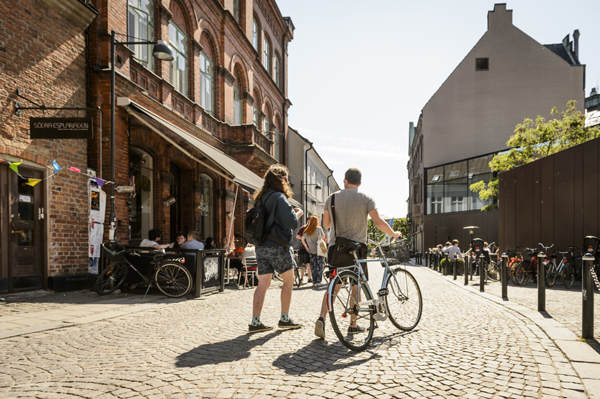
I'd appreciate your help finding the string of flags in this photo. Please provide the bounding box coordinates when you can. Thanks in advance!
[0,158,113,187]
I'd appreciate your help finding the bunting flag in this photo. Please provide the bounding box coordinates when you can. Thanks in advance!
[69,166,81,173]
[52,160,62,173]
[26,179,42,187]
[94,178,105,186]
[9,161,22,174]
[388,217,395,227]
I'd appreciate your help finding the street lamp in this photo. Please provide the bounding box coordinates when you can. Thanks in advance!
[108,31,174,242]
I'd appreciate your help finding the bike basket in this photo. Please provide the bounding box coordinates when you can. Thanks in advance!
[583,236,600,257]
[102,241,125,263]
[382,241,410,265]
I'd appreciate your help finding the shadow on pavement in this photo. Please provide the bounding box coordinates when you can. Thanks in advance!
[272,339,380,375]
[175,330,283,367]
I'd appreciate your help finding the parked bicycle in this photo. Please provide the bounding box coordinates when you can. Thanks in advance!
[545,249,575,289]
[95,242,193,298]
[326,239,422,352]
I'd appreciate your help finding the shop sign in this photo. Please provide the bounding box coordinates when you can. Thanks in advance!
[30,117,93,139]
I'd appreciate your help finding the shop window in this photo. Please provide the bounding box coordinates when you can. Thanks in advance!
[129,148,154,241]
[169,21,188,96]
[128,0,154,70]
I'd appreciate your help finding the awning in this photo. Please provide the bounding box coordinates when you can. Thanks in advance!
[119,98,264,192]
[118,98,303,208]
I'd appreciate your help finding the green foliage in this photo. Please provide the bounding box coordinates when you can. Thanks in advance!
[367,218,410,244]
[470,100,600,209]
[392,218,410,238]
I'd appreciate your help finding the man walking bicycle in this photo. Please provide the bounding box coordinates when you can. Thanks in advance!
[314,168,401,339]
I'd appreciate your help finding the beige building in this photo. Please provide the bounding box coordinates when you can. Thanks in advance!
[407,4,585,253]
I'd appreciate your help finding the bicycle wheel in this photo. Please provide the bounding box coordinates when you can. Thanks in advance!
[545,262,557,287]
[386,268,422,331]
[487,261,500,282]
[95,261,129,295]
[155,262,192,297]
[328,270,375,352]
[508,261,520,285]
[515,261,530,285]
[563,261,575,289]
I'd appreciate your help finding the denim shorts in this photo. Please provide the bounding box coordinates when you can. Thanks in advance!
[256,246,295,275]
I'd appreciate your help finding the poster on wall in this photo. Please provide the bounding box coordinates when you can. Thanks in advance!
[89,184,107,274]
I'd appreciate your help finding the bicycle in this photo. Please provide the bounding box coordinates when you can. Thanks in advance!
[326,239,422,352]
[545,250,575,289]
[505,246,523,285]
[515,246,539,285]
[95,242,193,298]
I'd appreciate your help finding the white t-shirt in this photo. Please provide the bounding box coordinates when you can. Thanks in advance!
[140,239,158,248]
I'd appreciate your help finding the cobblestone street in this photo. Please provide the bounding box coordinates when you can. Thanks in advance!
[0,265,598,398]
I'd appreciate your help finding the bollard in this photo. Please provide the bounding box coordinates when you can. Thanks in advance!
[537,252,547,312]
[453,254,458,280]
[501,253,508,300]
[582,253,595,339]
[479,254,485,292]
[465,255,470,286]
[426,252,429,268]
[444,255,449,275]
[470,255,474,281]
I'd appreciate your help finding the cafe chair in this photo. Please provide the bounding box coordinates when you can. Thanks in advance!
[238,256,258,289]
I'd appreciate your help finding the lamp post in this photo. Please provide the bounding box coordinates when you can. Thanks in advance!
[108,31,173,242]
[463,226,479,283]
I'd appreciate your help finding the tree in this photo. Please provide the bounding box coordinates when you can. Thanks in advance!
[471,100,600,211]
[367,218,409,243]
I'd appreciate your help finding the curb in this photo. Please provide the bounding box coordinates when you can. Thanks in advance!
[420,264,600,398]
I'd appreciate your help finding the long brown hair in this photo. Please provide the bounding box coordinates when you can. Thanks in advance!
[304,216,319,236]
[254,164,293,201]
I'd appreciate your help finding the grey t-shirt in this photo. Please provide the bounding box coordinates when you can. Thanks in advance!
[303,226,325,254]
[325,189,376,246]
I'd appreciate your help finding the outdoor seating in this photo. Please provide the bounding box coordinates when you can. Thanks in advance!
[238,256,258,289]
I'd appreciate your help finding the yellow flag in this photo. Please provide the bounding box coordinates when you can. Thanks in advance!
[9,161,22,174]
[26,179,41,187]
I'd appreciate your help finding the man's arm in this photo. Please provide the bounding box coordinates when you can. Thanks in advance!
[322,210,331,229]
[368,209,401,239]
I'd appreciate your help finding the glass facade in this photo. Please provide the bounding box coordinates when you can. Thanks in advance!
[425,154,494,215]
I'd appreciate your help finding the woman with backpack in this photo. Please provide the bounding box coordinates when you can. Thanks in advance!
[302,216,327,287]
[248,165,304,333]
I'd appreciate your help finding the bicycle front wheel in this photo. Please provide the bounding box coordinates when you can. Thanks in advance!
[329,271,375,352]
[155,262,192,297]
[563,261,575,289]
[95,261,129,295]
[515,261,530,285]
[545,262,557,287]
[487,261,500,282]
[386,268,422,331]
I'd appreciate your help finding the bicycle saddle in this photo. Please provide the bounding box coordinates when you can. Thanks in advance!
[340,242,362,254]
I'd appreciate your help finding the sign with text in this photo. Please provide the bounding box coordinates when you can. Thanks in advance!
[30,117,93,139]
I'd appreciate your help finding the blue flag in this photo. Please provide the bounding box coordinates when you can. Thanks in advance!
[388,217,395,227]
[52,160,62,173]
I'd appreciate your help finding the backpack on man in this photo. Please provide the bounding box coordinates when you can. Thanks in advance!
[244,192,288,247]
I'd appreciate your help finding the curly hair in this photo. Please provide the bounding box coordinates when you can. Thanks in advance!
[304,216,319,236]
[254,164,293,201]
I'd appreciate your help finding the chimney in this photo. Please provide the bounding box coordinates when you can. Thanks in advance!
[573,29,580,61]
[487,4,513,31]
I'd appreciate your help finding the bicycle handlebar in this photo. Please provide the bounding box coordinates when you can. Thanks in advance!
[537,243,554,252]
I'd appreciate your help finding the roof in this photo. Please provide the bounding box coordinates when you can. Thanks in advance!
[543,43,579,66]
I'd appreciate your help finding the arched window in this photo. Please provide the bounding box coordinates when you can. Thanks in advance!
[274,54,281,87]
[263,37,270,72]
[252,18,259,51]
[169,21,188,96]
[199,51,213,115]
[200,173,214,238]
[129,148,154,242]
[128,0,154,69]
[233,84,242,125]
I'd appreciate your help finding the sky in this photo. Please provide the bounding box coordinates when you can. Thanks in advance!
[276,0,600,218]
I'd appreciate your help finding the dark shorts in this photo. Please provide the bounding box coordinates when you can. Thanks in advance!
[256,246,295,276]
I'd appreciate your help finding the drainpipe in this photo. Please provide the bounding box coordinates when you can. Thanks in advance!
[281,33,287,165]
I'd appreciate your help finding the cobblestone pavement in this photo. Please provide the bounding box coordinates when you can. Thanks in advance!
[0,265,593,398]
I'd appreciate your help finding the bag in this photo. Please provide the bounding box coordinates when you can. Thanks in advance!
[328,237,367,267]
[317,237,327,257]
[245,193,276,246]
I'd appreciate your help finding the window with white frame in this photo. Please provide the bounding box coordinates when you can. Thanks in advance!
[312,171,317,195]
[169,21,187,96]
[263,117,270,136]
[233,0,240,24]
[451,196,464,212]
[233,85,242,125]
[253,106,259,128]
[199,52,213,115]
[263,38,270,71]
[274,55,280,87]
[252,19,259,50]
[128,0,154,70]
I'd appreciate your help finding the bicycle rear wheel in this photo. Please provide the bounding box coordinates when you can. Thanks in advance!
[385,268,422,331]
[328,271,375,352]
[545,262,557,287]
[487,261,500,282]
[95,261,129,295]
[515,261,531,285]
[563,261,575,289]
[155,262,192,297]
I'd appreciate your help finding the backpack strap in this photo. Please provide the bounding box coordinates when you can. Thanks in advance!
[330,193,337,237]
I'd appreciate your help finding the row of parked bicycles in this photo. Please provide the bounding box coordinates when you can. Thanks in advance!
[505,240,600,289]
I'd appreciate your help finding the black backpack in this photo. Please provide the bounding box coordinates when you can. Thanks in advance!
[245,192,277,246]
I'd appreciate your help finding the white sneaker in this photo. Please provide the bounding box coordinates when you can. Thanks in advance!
[314,318,325,339]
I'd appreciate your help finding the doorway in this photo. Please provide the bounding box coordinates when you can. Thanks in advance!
[0,164,45,292]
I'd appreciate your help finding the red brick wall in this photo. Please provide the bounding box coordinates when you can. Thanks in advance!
[0,0,90,276]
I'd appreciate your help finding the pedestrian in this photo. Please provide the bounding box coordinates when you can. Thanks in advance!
[314,168,401,339]
[295,223,311,283]
[302,216,327,287]
[249,165,304,333]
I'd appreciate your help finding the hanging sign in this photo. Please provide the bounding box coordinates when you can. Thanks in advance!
[30,117,93,139]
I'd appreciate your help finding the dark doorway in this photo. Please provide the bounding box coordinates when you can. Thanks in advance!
[169,163,182,240]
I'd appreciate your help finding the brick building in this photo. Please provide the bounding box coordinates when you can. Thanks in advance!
[0,0,295,293]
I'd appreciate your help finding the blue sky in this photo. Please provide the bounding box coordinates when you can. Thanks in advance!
[276,0,600,218]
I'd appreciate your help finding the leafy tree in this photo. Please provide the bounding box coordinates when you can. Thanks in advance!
[367,218,410,243]
[471,100,600,211]
[392,218,409,238]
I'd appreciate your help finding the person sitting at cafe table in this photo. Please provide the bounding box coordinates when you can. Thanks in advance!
[140,229,173,249]
[181,231,204,250]
[173,231,186,249]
